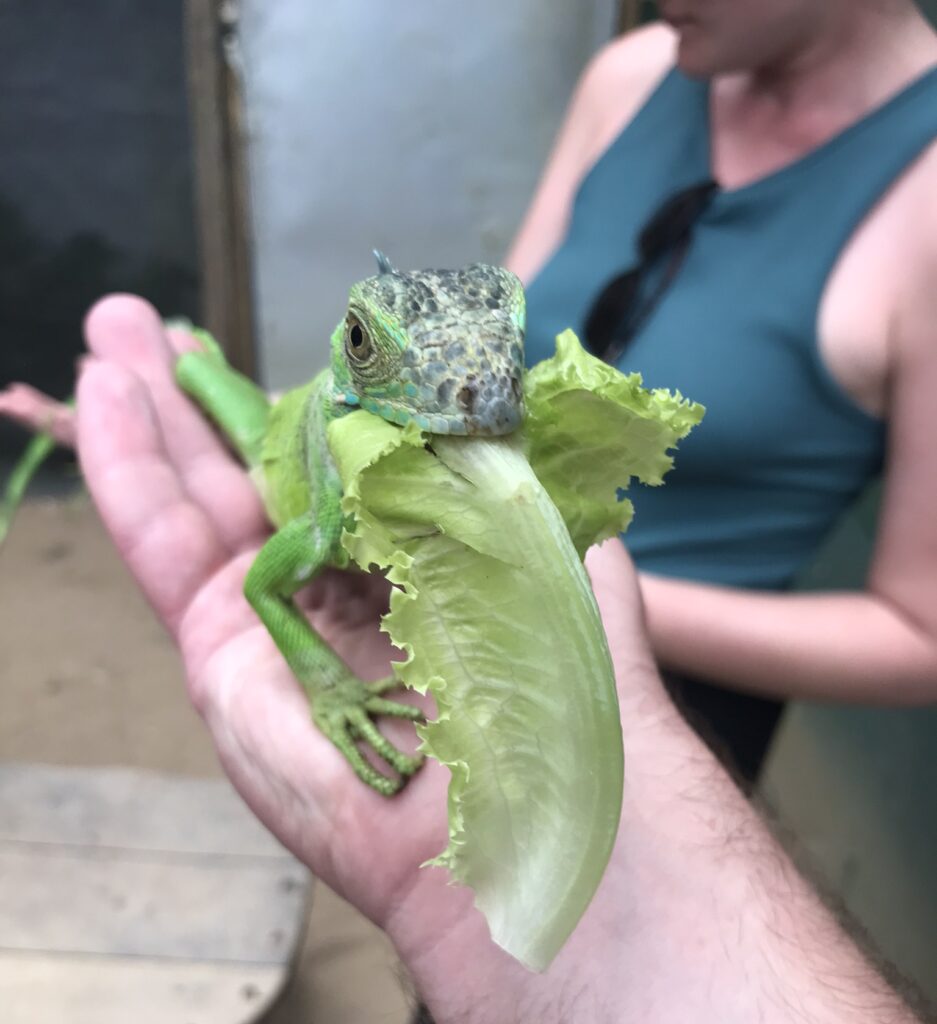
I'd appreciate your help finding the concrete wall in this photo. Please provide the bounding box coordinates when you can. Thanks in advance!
[239,1,616,387]
[764,481,937,1007]
[763,704,937,1006]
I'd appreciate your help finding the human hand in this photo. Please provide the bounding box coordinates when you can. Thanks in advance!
[77,297,593,1020]
[75,296,909,1024]
[76,296,462,916]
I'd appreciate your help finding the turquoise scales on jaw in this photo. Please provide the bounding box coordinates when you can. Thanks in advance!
[342,261,526,436]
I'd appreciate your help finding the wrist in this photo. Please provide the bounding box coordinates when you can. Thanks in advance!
[385,873,581,1024]
[382,712,739,1024]
[388,716,908,1024]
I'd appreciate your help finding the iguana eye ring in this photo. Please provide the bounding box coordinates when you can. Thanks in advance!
[345,315,373,362]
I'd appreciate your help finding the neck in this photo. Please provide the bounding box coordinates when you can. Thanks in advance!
[708,2,937,176]
[738,3,936,116]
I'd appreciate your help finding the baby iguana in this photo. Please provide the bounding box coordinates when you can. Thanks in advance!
[176,254,526,794]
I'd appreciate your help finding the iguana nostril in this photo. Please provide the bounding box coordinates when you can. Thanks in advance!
[457,383,478,413]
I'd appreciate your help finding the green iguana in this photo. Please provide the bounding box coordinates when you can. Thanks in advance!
[2,253,528,796]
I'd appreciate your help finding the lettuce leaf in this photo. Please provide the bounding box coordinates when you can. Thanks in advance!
[327,330,702,971]
[526,330,704,557]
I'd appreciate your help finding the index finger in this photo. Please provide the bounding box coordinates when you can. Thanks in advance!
[76,356,231,637]
[83,295,267,552]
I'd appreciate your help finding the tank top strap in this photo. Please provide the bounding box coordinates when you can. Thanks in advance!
[699,64,937,329]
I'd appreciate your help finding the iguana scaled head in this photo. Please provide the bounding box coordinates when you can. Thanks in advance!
[330,254,526,435]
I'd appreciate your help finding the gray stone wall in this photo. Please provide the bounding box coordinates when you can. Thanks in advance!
[239,0,616,388]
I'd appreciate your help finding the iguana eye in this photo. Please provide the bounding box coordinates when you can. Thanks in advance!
[345,315,373,362]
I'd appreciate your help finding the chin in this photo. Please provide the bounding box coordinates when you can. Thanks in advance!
[675,36,749,80]
[675,51,714,80]
[669,26,714,79]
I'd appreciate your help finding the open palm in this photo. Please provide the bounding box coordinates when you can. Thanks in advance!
[76,295,485,964]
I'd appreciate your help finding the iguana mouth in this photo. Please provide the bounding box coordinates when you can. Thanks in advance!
[364,365,524,435]
[457,373,524,434]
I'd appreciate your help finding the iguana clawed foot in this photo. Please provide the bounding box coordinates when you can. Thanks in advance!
[313,677,425,796]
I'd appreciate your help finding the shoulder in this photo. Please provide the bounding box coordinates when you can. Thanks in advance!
[582,21,678,90]
[504,24,678,281]
[569,23,678,161]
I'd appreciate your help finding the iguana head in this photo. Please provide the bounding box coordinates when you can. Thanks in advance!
[330,254,526,435]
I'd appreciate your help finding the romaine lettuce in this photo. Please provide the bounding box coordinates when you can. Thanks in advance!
[328,330,703,971]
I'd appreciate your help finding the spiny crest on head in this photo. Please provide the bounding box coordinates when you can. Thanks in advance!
[373,250,397,275]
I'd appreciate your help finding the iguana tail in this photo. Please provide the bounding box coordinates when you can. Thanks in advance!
[0,324,267,546]
[0,411,70,547]
[173,325,270,470]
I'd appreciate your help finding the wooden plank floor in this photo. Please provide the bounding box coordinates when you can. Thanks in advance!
[0,763,310,1024]
[0,494,413,1022]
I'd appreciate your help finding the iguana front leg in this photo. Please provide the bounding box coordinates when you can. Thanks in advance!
[176,336,423,796]
[244,511,424,796]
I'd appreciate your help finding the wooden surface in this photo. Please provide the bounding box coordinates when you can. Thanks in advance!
[0,498,412,1022]
[184,0,257,378]
[0,763,310,1023]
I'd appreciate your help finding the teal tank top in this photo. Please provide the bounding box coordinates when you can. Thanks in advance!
[524,66,937,589]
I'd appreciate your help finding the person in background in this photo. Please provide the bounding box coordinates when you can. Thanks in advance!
[508,0,937,784]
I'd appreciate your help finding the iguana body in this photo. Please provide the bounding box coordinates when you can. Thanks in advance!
[174,256,526,794]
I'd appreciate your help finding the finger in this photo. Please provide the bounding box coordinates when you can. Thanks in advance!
[83,295,267,551]
[76,357,230,637]
[164,322,209,357]
[585,538,647,644]
[585,539,674,731]
[0,384,77,446]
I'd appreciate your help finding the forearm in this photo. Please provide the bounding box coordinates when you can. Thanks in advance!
[640,573,937,703]
[625,725,916,1024]
[388,703,914,1024]
[611,720,915,1024]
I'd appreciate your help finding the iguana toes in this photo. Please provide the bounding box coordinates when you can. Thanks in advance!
[176,255,527,795]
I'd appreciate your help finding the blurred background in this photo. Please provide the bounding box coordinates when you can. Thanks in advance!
[1,1,935,1020]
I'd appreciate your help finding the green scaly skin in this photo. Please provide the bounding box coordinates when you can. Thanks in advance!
[175,256,527,795]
